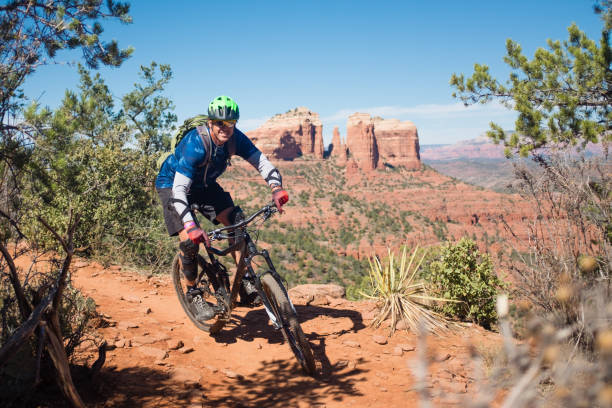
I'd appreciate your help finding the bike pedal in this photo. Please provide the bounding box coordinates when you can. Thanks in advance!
[186,287,203,298]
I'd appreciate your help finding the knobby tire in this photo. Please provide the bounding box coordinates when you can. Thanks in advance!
[260,273,316,376]
[171,254,225,333]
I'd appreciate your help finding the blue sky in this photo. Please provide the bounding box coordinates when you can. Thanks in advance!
[22,1,604,145]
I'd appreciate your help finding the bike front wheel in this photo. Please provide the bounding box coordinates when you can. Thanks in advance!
[260,273,316,376]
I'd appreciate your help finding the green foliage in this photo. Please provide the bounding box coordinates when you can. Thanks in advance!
[0,1,132,126]
[122,62,177,157]
[346,272,372,300]
[21,63,176,270]
[450,4,612,156]
[426,238,505,329]
[253,221,367,288]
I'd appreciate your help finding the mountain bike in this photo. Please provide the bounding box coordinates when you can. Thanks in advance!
[171,202,316,376]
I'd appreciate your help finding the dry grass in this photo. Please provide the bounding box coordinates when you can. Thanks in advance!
[410,289,612,407]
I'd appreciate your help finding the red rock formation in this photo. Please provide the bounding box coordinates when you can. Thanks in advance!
[344,159,362,186]
[346,113,421,171]
[373,117,420,169]
[247,109,420,171]
[331,127,341,151]
[247,107,323,160]
[346,113,378,171]
[330,126,348,164]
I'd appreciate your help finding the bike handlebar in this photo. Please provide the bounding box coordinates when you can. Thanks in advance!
[190,201,278,243]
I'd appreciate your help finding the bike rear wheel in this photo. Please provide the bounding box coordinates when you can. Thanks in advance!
[171,254,227,334]
[260,273,316,376]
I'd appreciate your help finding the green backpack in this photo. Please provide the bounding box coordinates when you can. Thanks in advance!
[157,115,237,173]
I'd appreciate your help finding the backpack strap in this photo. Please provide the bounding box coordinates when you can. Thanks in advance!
[196,125,213,187]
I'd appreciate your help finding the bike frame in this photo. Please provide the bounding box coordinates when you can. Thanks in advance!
[194,203,297,327]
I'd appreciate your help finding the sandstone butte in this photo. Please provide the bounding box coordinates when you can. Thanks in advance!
[246,107,324,160]
[246,109,421,172]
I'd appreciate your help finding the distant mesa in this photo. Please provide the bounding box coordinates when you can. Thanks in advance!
[247,108,421,172]
[246,107,324,160]
[420,131,604,161]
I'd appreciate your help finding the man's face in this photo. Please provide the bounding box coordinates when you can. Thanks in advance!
[209,120,236,145]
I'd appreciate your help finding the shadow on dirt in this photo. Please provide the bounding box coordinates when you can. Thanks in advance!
[85,356,365,407]
[2,364,199,408]
[80,365,203,407]
[211,304,365,345]
[50,305,368,407]
[211,305,365,377]
[201,357,366,408]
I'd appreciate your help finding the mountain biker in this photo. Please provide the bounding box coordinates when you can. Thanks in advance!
[155,95,289,322]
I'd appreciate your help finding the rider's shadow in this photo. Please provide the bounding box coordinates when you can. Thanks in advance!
[210,305,366,377]
[210,304,365,344]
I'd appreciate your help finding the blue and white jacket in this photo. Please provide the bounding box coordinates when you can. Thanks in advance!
[155,126,281,223]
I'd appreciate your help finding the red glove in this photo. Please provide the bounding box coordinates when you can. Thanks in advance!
[184,222,210,247]
[272,188,289,213]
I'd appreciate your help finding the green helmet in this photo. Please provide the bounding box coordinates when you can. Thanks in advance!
[208,95,240,121]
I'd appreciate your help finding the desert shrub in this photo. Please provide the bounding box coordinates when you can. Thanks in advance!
[0,256,97,358]
[499,150,611,348]
[93,205,176,273]
[57,280,98,358]
[363,245,449,335]
[426,238,505,329]
[0,255,99,408]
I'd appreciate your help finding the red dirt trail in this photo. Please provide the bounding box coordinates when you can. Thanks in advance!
[69,260,501,408]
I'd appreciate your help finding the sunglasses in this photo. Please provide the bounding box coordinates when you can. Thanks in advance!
[211,120,237,128]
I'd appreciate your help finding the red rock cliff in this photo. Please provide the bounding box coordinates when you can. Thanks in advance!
[346,113,379,171]
[247,107,324,160]
[346,113,421,171]
[372,117,420,169]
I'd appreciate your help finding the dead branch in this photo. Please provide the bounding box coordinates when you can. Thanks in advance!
[34,323,45,385]
[44,318,85,408]
[37,213,79,312]
[0,240,31,320]
[0,284,55,366]
[0,208,26,239]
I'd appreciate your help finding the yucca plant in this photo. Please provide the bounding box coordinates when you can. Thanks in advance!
[361,245,450,335]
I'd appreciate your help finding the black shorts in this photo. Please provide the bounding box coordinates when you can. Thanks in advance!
[156,182,234,236]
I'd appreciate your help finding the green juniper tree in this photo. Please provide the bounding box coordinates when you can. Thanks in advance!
[0,0,132,127]
[0,2,134,405]
[450,3,611,157]
[0,0,133,228]
[23,62,176,262]
[450,3,611,352]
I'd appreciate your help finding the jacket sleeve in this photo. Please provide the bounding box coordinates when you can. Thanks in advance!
[245,151,282,187]
[172,171,194,224]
